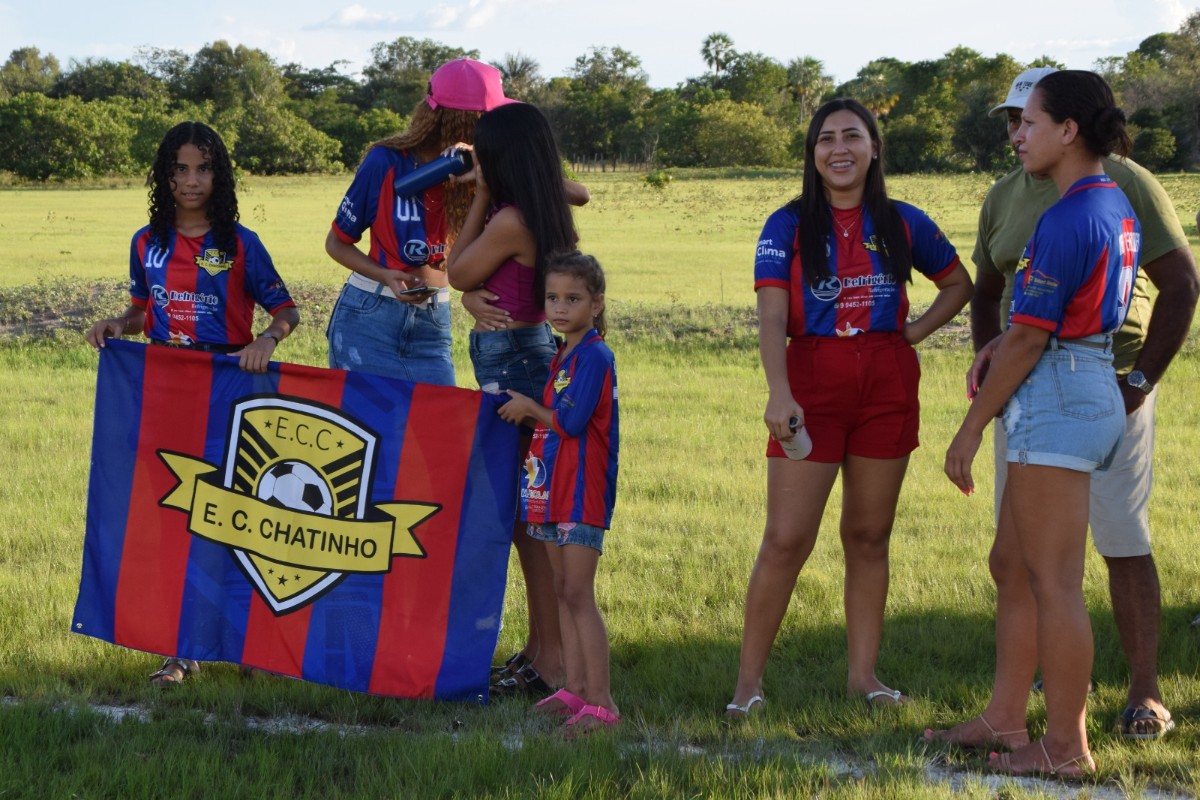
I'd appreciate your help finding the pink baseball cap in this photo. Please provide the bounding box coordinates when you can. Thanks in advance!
[427,59,514,112]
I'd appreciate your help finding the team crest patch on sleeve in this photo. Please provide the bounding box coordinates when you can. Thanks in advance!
[195,248,233,276]
[158,396,438,614]
[553,369,571,393]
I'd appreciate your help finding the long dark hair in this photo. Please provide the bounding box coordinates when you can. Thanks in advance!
[790,98,912,285]
[1033,70,1131,159]
[474,103,576,300]
[147,121,238,254]
[546,250,607,338]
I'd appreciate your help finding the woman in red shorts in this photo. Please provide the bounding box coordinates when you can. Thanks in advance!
[726,98,972,716]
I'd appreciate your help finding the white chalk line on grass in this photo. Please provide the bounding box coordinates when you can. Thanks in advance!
[2,697,1186,800]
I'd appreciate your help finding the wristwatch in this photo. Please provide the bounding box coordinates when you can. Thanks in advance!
[1125,369,1153,394]
[257,331,280,345]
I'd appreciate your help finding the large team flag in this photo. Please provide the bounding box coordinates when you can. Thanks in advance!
[72,340,520,701]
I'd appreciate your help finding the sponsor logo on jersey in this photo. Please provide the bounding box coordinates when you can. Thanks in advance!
[337,196,357,225]
[403,239,430,264]
[811,276,842,302]
[1020,268,1061,299]
[152,285,170,308]
[841,273,896,289]
[158,397,438,614]
[524,454,547,490]
[835,321,864,337]
[167,289,220,306]
[756,238,786,260]
[195,248,233,276]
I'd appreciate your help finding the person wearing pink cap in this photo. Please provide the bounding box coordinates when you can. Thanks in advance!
[324,58,513,385]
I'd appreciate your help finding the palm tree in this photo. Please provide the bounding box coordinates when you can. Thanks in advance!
[786,56,833,129]
[492,52,542,101]
[700,33,735,78]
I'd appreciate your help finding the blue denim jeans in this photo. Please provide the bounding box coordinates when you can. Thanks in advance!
[468,324,557,397]
[326,283,455,386]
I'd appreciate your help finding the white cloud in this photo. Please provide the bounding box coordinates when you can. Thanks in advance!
[424,5,461,28]
[309,4,411,30]
[1148,0,1191,29]
[462,0,501,29]
[312,0,507,32]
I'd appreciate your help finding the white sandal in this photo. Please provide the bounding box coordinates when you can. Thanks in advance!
[863,689,909,707]
[724,695,764,717]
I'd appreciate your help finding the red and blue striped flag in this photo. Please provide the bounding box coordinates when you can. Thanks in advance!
[72,340,519,701]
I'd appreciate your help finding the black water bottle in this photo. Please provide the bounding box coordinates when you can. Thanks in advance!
[392,149,473,197]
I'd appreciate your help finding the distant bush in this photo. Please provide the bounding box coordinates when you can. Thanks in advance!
[645,169,672,189]
[1133,127,1177,172]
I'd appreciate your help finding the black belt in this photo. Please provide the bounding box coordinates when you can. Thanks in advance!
[150,339,243,354]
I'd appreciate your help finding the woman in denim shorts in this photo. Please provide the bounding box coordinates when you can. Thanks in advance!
[325,59,517,386]
[447,103,587,696]
[942,71,1139,778]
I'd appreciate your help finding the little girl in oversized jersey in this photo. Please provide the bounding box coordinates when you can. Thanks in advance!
[497,251,620,735]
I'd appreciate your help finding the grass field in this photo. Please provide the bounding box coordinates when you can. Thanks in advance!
[1,171,1200,798]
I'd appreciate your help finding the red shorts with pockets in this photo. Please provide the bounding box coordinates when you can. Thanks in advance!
[765,332,920,462]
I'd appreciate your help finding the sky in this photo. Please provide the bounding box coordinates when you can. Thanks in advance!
[0,0,1195,89]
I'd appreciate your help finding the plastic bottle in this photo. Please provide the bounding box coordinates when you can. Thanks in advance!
[779,416,813,460]
[392,150,473,197]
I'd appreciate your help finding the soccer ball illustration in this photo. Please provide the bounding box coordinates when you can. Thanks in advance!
[256,460,333,516]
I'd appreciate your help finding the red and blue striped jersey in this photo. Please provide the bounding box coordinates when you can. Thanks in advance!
[754,201,960,338]
[522,330,619,529]
[331,146,449,272]
[1011,175,1140,338]
[129,224,294,347]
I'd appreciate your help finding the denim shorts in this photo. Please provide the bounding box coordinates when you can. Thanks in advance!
[1002,336,1124,473]
[527,522,606,553]
[993,388,1154,557]
[326,283,455,386]
[469,324,557,396]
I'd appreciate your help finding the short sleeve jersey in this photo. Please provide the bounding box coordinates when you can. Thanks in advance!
[129,223,295,347]
[521,330,619,529]
[754,201,960,338]
[1010,175,1140,338]
[972,155,1187,372]
[330,146,449,272]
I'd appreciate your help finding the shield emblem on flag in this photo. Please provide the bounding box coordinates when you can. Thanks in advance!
[222,397,378,613]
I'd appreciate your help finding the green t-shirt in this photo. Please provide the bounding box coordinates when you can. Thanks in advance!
[972,155,1189,374]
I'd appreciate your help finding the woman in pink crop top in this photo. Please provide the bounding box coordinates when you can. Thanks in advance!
[447,101,586,697]
[481,212,548,323]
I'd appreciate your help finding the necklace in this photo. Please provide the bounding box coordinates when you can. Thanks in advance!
[832,207,863,239]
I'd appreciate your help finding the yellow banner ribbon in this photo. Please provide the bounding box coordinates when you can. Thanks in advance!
[159,452,435,574]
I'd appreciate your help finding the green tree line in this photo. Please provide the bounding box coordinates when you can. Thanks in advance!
[1,13,1198,181]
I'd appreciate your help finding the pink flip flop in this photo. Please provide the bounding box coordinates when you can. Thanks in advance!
[563,704,620,737]
[535,688,586,717]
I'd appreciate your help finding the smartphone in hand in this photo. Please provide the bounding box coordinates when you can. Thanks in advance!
[397,285,439,297]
